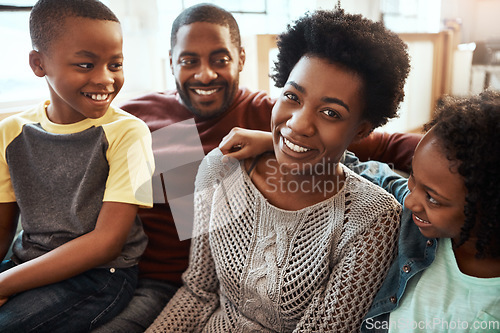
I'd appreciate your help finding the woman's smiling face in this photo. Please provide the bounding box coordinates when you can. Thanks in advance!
[271,56,371,174]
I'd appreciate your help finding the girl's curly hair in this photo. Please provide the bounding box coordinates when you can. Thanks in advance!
[424,90,500,258]
[271,9,410,130]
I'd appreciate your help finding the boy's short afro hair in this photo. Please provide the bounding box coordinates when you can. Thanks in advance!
[425,90,500,258]
[30,0,119,53]
[271,9,410,129]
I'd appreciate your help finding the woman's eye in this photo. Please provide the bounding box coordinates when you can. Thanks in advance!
[284,92,299,103]
[321,109,341,119]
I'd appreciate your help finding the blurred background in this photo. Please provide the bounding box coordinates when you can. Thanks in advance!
[1,0,499,132]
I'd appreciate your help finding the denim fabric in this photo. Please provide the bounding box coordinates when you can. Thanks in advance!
[343,152,438,333]
[360,212,438,333]
[0,261,138,333]
[91,278,179,333]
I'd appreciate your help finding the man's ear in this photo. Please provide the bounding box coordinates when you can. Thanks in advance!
[169,50,174,75]
[29,50,46,77]
[353,120,373,142]
[238,46,246,72]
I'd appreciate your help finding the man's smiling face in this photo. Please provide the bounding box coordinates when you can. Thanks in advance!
[170,22,245,118]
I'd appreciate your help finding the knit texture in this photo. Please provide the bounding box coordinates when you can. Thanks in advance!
[147,149,401,332]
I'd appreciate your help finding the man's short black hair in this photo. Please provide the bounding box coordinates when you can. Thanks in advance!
[30,0,119,53]
[271,9,410,129]
[170,3,241,50]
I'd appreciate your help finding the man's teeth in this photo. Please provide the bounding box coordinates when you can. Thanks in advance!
[194,89,218,96]
[414,215,430,224]
[85,93,109,101]
[284,137,310,153]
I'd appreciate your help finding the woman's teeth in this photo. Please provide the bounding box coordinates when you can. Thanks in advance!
[284,137,310,153]
[195,89,218,96]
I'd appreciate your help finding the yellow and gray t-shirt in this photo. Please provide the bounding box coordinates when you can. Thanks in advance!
[0,101,154,268]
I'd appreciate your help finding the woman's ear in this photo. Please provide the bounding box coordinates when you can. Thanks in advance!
[29,50,46,77]
[353,120,373,142]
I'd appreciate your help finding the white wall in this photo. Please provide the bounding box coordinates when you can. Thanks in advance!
[441,0,500,43]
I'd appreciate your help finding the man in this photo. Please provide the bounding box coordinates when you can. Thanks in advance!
[93,4,273,332]
[94,3,421,332]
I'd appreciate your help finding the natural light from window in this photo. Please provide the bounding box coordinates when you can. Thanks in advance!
[0,0,443,112]
[0,10,46,104]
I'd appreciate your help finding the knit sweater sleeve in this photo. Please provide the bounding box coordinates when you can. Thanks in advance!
[146,150,223,332]
[294,179,401,332]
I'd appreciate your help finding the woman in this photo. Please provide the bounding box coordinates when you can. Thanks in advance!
[147,8,410,332]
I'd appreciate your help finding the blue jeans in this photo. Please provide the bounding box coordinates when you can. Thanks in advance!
[91,278,179,332]
[0,260,138,333]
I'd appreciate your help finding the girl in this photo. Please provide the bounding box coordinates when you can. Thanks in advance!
[354,90,500,332]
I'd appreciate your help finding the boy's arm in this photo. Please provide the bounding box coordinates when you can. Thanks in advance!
[219,127,273,160]
[0,201,138,306]
[0,203,19,260]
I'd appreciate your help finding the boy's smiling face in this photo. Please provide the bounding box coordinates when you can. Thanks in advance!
[33,16,124,124]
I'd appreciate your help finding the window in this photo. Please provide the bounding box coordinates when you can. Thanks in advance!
[0,0,322,112]
[0,3,44,108]
[380,0,441,33]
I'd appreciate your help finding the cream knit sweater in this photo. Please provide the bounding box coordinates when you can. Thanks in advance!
[148,149,401,332]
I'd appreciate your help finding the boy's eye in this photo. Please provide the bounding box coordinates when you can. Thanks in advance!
[110,63,123,70]
[77,63,94,69]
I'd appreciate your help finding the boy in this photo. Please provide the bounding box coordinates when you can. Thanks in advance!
[0,0,154,332]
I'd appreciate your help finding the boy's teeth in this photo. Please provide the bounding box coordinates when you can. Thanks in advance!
[195,89,217,96]
[85,93,109,101]
[284,137,310,153]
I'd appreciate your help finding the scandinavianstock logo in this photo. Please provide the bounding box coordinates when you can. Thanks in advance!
[130,119,382,241]
[129,119,240,241]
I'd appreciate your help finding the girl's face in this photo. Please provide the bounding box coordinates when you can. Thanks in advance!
[404,128,467,242]
[271,56,371,174]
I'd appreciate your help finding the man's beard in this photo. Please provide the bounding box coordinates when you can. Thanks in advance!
[176,80,238,119]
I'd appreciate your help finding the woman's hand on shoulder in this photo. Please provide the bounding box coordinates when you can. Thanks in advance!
[219,127,273,161]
